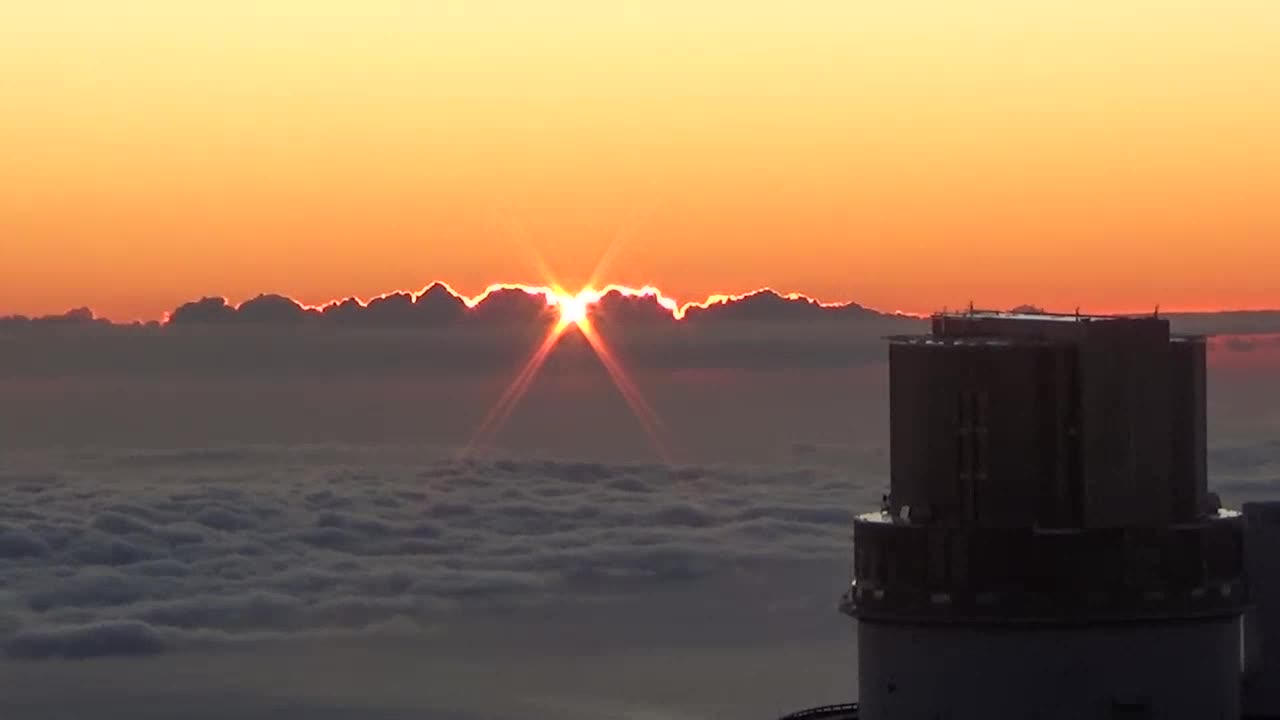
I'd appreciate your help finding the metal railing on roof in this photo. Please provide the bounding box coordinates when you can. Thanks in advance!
[776,703,859,719]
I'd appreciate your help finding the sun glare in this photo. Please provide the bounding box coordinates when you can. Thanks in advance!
[464,281,674,462]
[286,277,846,462]
[555,291,592,331]
[456,217,807,462]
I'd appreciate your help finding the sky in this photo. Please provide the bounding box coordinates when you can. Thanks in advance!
[3,1,1279,320]
[4,7,1279,714]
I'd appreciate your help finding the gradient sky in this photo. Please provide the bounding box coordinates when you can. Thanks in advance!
[2,0,1278,320]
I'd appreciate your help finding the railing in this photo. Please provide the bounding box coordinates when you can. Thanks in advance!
[776,703,859,719]
[778,701,1280,719]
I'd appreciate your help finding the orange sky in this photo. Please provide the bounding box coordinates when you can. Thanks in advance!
[2,1,1278,321]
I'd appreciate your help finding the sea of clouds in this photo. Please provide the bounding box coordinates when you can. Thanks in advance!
[0,445,885,662]
[4,436,1279,665]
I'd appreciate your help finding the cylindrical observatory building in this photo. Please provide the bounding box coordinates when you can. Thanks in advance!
[842,311,1248,719]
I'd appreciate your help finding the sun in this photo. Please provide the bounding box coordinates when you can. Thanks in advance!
[555,290,593,332]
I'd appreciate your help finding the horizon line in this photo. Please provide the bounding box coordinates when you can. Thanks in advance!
[5,281,1280,325]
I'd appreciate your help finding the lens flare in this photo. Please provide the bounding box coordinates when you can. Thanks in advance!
[440,205,863,462]
[464,283,673,462]
[575,316,671,462]
[465,322,568,455]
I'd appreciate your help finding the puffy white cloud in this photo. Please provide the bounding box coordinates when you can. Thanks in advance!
[4,437,1275,662]
[0,446,882,660]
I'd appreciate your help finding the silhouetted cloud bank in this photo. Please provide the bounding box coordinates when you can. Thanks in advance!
[4,283,1279,334]
[158,284,890,329]
[0,286,919,377]
[3,285,1279,377]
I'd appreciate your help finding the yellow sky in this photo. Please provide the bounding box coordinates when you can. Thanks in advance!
[2,0,1278,320]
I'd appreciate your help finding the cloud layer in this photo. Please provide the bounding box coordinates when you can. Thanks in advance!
[6,287,1280,381]
[2,284,903,330]
[4,438,1278,662]
[5,283,1280,337]
[0,290,920,379]
[0,446,882,661]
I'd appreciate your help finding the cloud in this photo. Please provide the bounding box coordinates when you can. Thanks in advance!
[0,446,884,660]
[0,291,921,379]
[169,286,475,328]
[1166,312,1280,336]
[158,285,904,334]
[1,437,1277,666]
[0,306,107,331]
[1206,333,1280,355]
[1209,439,1280,475]
[167,297,239,324]
[164,285,557,329]
[681,290,869,324]
[0,524,51,559]
[8,284,1280,380]
[4,620,169,660]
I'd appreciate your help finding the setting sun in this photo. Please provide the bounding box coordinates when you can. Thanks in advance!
[554,290,592,332]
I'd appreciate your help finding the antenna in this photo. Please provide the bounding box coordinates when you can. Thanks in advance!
[1155,304,1160,318]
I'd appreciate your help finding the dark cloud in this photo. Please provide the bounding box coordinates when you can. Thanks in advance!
[591,289,678,326]
[6,288,1280,381]
[344,286,466,327]
[1210,445,1280,516]
[11,285,910,333]
[1226,336,1259,352]
[681,291,868,324]
[1207,333,1280,354]
[1166,312,1280,336]
[1209,439,1280,475]
[0,289,923,378]
[237,294,313,325]
[168,284,542,329]
[0,524,50,559]
[92,511,154,536]
[0,307,107,331]
[463,287,557,326]
[26,569,154,612]
[4,620,169,660]
[169,297,238,324]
